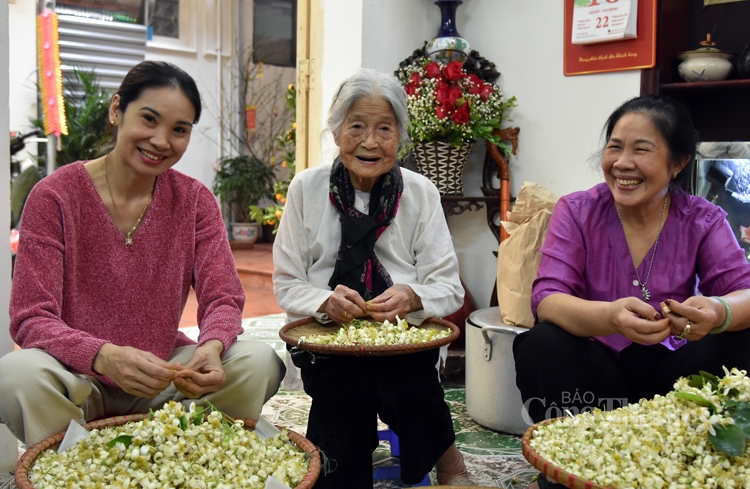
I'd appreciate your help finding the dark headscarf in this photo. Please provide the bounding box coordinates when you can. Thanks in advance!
[327,157,404,300]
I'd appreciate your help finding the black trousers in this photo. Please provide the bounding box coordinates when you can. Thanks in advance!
[293,348,455,489]
[514,322,750,488]
[514,322,750,423]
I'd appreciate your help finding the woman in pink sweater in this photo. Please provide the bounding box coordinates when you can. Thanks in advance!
[0,61,284,446]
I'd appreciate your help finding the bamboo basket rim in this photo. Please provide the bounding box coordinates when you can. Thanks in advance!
[279,316,459,356]
[522,417,610,489]
[16,413,320,489]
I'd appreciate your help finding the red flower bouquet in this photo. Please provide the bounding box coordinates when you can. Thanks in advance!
[398,60,516,150]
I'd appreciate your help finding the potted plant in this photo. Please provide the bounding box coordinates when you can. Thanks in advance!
[212,154,275,243]
[397,59,517,195]
[249,84,296,241]
[31,68,113,167]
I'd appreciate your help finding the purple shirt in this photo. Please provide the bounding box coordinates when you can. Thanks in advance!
[532,183,750,352]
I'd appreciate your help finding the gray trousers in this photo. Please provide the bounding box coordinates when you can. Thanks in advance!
[0,341,285,446]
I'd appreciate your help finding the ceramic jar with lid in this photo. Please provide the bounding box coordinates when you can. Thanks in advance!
[677,34,735,82]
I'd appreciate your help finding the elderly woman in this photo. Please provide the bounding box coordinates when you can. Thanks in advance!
[514,94,750,489]
[273,68,473,487]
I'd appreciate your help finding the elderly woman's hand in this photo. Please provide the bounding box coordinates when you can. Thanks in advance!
[320,284,369,322]
[660,297,725,341]
[366,284,422,323]
[608,297,672,345]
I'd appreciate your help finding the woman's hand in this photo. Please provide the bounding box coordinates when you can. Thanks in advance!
[319,285,368,322]
[366,284,423,323]
[172,340,226,398]
[660,297,725,341]
[92,344,182,398]
[608,297,672,345]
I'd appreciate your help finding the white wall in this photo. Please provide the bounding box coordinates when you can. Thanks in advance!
[317,0,364,166]
[2,0,19,471]
[8,0,39,156]
[360,0,642,308]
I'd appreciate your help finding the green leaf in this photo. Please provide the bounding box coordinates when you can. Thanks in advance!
[106,435,133,448]
[674,391,714,408]
[179,415,189,431]
[193,413,205,426]
[709,424,746,457]
[730,405,750,437]
[688,374,708,389]
[700,370,720,388]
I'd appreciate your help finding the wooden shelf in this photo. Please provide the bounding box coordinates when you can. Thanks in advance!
[440,195,497,217]
[660,79,750,96]
[642,0,750,142]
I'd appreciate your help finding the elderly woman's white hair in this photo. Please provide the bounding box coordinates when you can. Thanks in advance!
[327,68,411,153]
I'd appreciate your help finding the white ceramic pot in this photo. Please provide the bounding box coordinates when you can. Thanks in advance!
[465,307,531,435]
[231,222,260,243]
[678,48,734,82]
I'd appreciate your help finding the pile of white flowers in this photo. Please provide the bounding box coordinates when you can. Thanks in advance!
[29,401,308,489]
[300,317,450,347]
[530,367,750,488]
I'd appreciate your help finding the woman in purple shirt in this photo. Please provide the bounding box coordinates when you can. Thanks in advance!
[515,95,750,487]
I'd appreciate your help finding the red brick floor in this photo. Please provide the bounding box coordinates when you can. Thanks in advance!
[179,243,283,328]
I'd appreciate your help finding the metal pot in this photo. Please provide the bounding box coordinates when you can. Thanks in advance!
[465,307,530,435]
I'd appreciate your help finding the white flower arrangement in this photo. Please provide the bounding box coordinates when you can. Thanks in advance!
[300,317,449,347]
[530,367,750,488]
[29,401,308,489]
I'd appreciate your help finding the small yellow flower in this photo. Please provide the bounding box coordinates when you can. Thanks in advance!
[292,122,297,130]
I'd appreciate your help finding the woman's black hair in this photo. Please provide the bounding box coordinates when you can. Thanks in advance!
[603,94,699,191]
[115,61,202,123]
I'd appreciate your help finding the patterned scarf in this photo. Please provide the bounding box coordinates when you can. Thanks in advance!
[328,157,403,300]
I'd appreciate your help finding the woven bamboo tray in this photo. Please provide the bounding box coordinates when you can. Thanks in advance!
[522,418,609,489]
[16,414,321,489]
[279,316,460,356]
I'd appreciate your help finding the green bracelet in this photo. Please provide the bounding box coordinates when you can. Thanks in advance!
[710,296,732,334]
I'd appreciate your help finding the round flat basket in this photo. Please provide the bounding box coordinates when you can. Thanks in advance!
[522,418,608,489]
[16,414,320,489]
[279,316,460,356]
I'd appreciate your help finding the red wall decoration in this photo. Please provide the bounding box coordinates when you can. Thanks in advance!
[564,0,658,76]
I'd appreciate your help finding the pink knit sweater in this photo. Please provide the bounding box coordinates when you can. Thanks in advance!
[10,162,244,386]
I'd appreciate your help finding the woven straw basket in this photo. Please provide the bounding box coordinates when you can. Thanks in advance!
[412,139,474,195]
[522,418,608,489]
[279,316,460,356]
[16,414,321,489]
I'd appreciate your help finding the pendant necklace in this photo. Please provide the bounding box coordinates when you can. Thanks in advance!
[615,194,669,302]
[104,154,156,246]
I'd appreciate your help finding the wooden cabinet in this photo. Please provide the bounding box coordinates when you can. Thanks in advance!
[641,0,750,141]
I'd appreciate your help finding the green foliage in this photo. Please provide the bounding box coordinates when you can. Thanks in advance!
[249,84,296,232]
[679,371,750,457]
[31,68,113,166]
[213,155,275,223]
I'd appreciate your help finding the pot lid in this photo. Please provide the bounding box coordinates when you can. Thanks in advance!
[467,306,527,333]
[678,34,735,60]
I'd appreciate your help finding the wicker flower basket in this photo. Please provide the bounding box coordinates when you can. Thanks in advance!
[522,418,608,489]
[16,414,321,489]
[279,316,460,356]
[412,139,474,195]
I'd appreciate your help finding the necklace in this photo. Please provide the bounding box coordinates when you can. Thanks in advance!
[104,154,156,246]
[615,194,669,302]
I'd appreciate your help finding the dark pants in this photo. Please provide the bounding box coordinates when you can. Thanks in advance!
[514,322,750,488]
[513,322,750,487]
[293,348,455,489]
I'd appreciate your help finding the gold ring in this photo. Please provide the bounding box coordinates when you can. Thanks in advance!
[678,322,691,339]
